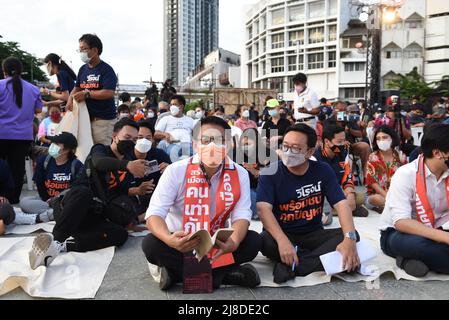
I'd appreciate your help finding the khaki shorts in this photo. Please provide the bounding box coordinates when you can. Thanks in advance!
[91,119,116,145]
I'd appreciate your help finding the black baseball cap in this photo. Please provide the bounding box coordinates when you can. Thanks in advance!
[48,132,78,150]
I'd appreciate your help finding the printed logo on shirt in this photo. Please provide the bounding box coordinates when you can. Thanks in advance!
[277,181,324,224]
[44,173,71,198]
[108,171,128,189]
[80,73,101,90]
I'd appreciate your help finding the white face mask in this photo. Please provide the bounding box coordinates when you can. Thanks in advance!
[80,52,91,64]
[170,105,180,116]
[119,113,130,119]
[281,150,307,167]
[242,110,250,118]
[147,111,155,119]
[135,138,152,154]
[295,85,305,94]
[378,139,392,152]
[46,63,53,76]
[195,111,204,119]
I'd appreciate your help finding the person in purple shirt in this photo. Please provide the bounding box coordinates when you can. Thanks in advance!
[0,57,43,204]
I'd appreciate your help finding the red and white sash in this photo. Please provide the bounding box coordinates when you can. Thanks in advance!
[415,155,449,228]
[183,157,241,268]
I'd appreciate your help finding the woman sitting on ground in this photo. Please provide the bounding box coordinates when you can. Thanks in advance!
[365,125,407,213]
[16,132,83,225]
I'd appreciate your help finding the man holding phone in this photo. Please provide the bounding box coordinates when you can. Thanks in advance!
[129,121,172,222]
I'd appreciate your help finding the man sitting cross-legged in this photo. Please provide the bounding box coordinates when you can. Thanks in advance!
[257,124,361,284]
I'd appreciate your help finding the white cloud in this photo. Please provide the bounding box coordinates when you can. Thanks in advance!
[1,0,257,84]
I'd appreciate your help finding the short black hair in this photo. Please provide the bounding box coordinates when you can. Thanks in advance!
[372,125,401,151]
[138,120,155,136]
[214,106,225,114]
[292,72,307,85]
[322,125,345,143]
[284,124,317,149]
[119,92,131,102]
[113,117,138,133]
[171,94,186,107]
[421,123,449,158]
[320,98,327,104]
[79,34,103,55]
[192,116,231,141]
[117,104,130,114]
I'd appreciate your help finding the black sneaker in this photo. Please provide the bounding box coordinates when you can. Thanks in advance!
[353,206,369,218]
[222,264,261,288]
[396,257,429,278]
[273,262,296,284]
[159,267,174,291]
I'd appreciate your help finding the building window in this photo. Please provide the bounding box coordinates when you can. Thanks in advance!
[270,77,284,92]
[248,25,253,40]
[308,0,325,19]
[385,22,402,30]
[344,62,365,72]
[405,20,422,29]
[262,38,267,52]
[309,27,325,44]
[289,5,304,22]
[328,51,336,68]
[403,48,422,58]
[248,47,253,60]
[328,25,337,41]
[329,0,338,16]
[308,52,324,70]
[261,15,267,30]
[272,9,285,26]
[262,61,266,75]
[271,57,284,73]
[272,33,285,49]
[288,55,304,71]
[289,30,305,47]
[385,49,402,59]
[344,88,365,99]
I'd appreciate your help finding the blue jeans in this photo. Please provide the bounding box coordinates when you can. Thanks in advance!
[250,188,258,219]
[381,228,449,275]
[158,140,193,162]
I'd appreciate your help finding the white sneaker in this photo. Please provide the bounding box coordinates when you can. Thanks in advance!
[29,234,61,270]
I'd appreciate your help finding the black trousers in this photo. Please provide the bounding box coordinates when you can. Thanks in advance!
[142,230,262,288]
[52,186,128,252]
[0,140,31,204]
[261,228,359,276]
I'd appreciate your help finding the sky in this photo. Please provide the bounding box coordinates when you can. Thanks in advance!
[0,0,257,84]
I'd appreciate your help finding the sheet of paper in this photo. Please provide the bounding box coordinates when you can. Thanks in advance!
[319,239,377,276]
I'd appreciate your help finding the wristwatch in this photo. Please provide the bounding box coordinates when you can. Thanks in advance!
[84,91,91,100]
[344,231,357,241]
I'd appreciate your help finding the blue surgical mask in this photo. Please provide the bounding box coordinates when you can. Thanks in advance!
[48,143,61,159]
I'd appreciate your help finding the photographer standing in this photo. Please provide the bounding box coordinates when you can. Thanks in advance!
[374,96,414,156]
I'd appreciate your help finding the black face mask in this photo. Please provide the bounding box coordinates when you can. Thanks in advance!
[159,109,168,114]
[330,145,343,155]
[117,140,135,155]
[280,113,287,119]
[444,157,449,170]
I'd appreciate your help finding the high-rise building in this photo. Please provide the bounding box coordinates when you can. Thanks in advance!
[164,0,219,86]
[425,0,449,83]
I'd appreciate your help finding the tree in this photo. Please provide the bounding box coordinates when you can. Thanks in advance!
[0,41,47,83]
[387,67,432,101]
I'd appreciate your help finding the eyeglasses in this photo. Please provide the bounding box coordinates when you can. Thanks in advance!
[200,136,226,145]
[282,144,306,155]
[76,48,90,53]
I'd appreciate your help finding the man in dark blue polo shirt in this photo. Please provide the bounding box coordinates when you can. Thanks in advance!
[67,34,118,146]
[257,124,360,284]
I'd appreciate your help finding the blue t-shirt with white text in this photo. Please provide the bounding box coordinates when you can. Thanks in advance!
[76,61,117,120]
[257,160,345,234]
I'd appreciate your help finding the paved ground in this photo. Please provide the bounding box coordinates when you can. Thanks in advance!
[2,190,449,300]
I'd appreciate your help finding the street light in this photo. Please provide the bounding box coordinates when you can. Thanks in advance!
[352,0,403,106]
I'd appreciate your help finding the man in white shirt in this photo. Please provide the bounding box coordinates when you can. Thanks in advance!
[380,123,449,277]
[154,95,194,162]
[142,116,262,291]
[292,73,320,129]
